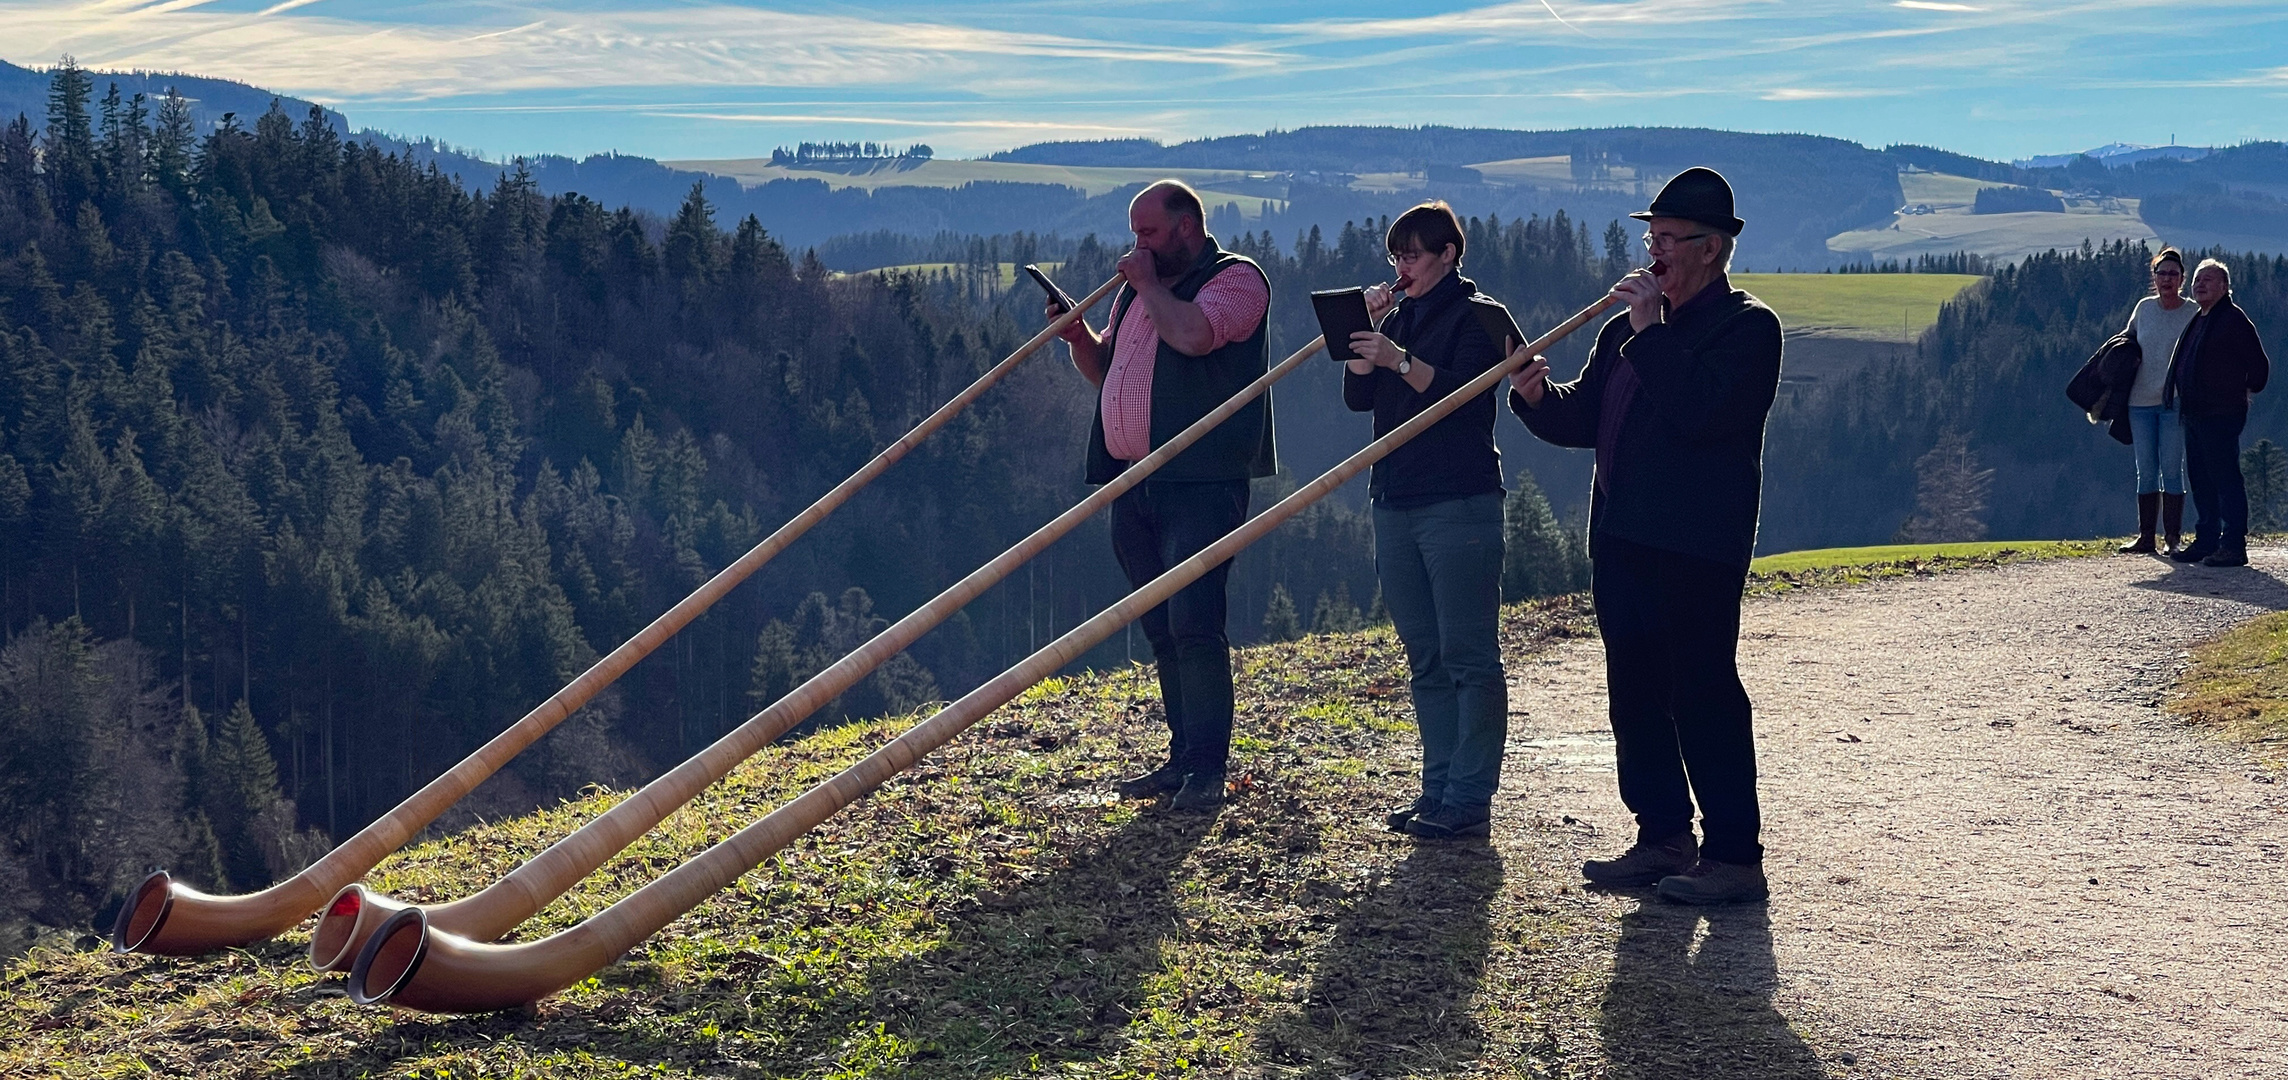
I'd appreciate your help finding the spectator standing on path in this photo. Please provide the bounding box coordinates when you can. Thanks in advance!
[1342,201,1524,841]
[2167,258,2272,568]
[1505,167,1784,905]
[2118,247,2198,555]
[1050,179,1275,812]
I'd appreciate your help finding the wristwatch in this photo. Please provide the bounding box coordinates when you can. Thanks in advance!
[1395,350,1413,375]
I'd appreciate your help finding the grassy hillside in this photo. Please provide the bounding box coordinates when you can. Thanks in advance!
[1732,272,1984,341]
[0,539,2124,1077]
[2,600,1615,1079]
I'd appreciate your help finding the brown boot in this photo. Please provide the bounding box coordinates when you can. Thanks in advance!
[2119,493,2159,553]
[2162,493,2186,554]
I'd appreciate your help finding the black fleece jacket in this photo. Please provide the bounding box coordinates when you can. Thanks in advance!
[1342,272,1516,508]
[1510,284,1783,571]
[2165,295,2271,418]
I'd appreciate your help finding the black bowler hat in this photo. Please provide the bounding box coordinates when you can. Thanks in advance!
[1630,166,1745,237]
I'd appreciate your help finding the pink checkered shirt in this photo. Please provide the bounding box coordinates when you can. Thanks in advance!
[1100,266,1270,461]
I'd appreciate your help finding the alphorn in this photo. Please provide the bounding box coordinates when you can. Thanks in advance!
[309,328,1327,971]
[349,292,1620,1013]
[111,275,1123,957]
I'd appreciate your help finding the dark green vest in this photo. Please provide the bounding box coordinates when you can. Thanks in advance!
[1085,239,1277,485]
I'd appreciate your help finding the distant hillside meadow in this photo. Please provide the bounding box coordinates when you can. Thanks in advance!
[1,55,2287,945]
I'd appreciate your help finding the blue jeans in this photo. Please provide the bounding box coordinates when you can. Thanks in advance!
[1110,479,1250,776]
[1373,492,1507,810]
[2127,405,2185,495]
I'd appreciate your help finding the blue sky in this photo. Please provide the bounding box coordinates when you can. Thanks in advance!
[4,0,2285,164]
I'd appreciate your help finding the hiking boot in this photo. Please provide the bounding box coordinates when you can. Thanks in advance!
[1168,771,1226,813]
[2203,541,2249,568]
[1114,762,1185,800]
[1403,802,1491,840]
[2119,493,2158,553]
[1581,832,1697,888]
[1385,795,1436,832]
[1656,858,1770,905]
[2172,539,2217,564]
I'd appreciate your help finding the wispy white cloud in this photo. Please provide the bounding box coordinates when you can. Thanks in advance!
[0,2,1290,100]
[1,0,2282,160]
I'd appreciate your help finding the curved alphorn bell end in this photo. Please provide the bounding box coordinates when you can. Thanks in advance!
[350,908,611,1013]
[111,869,327,956]
[310,884,414,972]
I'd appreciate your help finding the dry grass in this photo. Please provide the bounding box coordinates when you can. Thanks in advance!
[2170,609,2288,766]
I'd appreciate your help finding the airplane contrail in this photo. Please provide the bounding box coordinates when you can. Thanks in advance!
[1540,0,1596,38]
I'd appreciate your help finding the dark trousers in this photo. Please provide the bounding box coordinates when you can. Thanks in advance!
[1590,535,1763,865]
[1110,478,1250,775]
[2183,411,2249,547]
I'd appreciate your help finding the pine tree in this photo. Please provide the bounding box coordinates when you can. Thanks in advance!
[2242,439,2288,534]
[42,57,100,214]
[1502,468,1591,600]
[205,699,285,886]
[1309,581,1363,636]
[1262,583,1301,642]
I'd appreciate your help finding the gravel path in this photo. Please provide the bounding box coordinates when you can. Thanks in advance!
[1493,549,2288,1079]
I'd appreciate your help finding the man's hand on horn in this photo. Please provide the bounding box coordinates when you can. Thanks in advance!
[1117,246,1161,290]
[1506,337,1551,408]
[1613,268,1664,333]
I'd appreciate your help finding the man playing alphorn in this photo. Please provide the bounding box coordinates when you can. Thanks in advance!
[1507,167,1783,904]
[1051,180,1275,812]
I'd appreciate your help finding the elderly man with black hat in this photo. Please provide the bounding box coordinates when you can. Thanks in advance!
[1506,166,1784,904]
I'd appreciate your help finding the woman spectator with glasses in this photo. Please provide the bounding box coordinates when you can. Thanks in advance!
[1343,201,1523,840]
[2116,247,2198,554]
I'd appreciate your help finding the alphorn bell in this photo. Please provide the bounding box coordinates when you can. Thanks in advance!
[113,274,1123,957]
[350,292,1620,1013]
[311,325,1329,971]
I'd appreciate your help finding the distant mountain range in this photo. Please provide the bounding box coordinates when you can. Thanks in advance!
[5,56,2283,268]
[2015,142,2213,169]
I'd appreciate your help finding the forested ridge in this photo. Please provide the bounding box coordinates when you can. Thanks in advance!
[0,62,1119,928]
[0,61,1614,935]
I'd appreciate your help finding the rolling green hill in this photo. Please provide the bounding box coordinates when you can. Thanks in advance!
[1732,273,1985,342]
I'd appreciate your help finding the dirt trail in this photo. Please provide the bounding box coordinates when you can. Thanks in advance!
[1492,550,2288,1079]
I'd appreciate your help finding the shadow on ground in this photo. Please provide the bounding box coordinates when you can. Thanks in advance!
[848,810,1218,1074]
[2129,555,2288,610]
[1599,900,1827,1079]
[1255,840,1504,1078]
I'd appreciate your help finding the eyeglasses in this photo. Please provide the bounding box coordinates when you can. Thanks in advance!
[2153,268,2183,279]
[1641,231,1712,252]
[1386,250,1434,266]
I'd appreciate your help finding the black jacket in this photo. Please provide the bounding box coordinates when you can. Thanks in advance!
[2064,333,2139,445]
[2164,296,2271,418]
[1342,272,1516,508]
[1510,283,1784,571]
[1085,237,1277,485]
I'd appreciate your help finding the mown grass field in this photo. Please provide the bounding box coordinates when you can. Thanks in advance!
[1748,540,2110,577]
[1895,171,2013,209]
[1729,272,1984,341]
[0,544,2113,1078]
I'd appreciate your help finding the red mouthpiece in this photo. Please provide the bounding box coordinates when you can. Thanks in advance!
[1393,274,1414,292]
[1647,260,1669,276]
